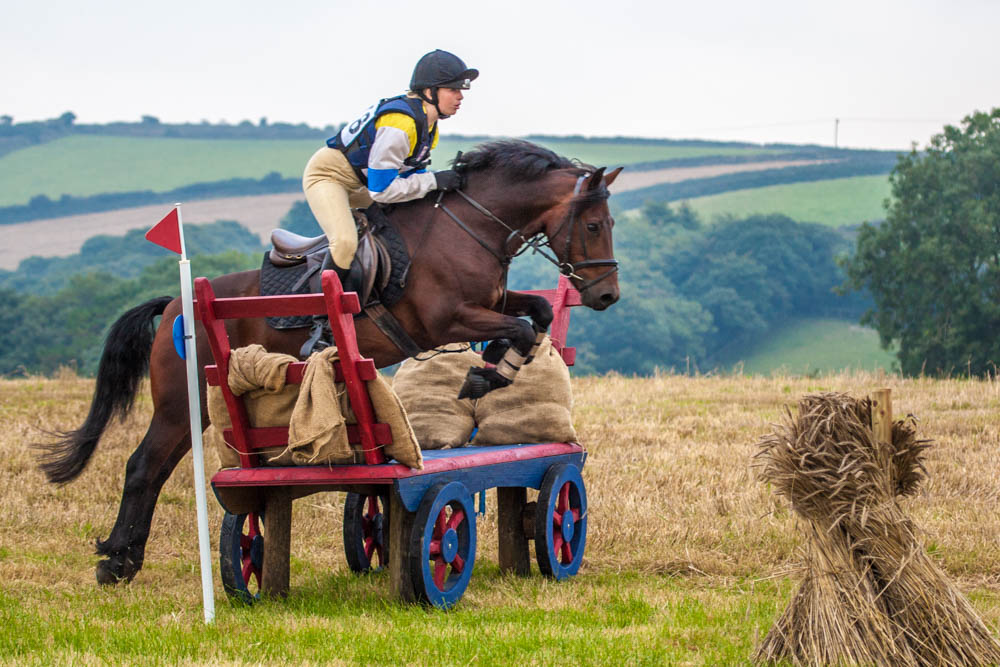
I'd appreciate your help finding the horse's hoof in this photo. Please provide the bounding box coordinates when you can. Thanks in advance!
[95,559,125,586]
[458,367,512,399]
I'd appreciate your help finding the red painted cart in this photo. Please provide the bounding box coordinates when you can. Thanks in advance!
[194,271,588,608]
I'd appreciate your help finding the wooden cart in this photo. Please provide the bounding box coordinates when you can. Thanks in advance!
[195,271,588,608]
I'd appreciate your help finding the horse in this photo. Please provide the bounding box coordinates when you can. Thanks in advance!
[35,139,622,585]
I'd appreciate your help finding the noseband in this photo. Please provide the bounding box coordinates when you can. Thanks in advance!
[432,174,619,293]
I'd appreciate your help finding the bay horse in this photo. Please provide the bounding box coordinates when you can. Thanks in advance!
[36,139,621,585]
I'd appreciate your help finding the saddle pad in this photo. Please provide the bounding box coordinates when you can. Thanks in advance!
[364,204,410,308]
[260,252,314,329]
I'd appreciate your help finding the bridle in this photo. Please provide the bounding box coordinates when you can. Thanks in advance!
[431,174,619,293]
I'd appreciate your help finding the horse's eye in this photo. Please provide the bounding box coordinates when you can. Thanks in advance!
[586,222,600,233]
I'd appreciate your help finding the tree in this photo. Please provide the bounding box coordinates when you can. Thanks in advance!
[843,108,1000,376]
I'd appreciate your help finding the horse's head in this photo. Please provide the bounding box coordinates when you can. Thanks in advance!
[541,167,622,310]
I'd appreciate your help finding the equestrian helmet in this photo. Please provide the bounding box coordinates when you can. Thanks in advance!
[410,50,479,90]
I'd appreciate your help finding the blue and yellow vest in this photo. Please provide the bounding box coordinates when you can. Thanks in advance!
[327,96,437,185]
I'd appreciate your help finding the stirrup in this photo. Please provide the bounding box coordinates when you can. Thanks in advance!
[300,319,332,358]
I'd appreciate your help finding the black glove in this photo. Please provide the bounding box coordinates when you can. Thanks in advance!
[434,169,464,191]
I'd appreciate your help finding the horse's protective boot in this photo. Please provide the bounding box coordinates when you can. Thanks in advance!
[299,255,355,358]
[457,366,513,399]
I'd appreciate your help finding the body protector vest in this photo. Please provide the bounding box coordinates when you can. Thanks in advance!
[327,96,437,185]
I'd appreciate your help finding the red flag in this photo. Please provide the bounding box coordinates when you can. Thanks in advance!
[146,208,183,254]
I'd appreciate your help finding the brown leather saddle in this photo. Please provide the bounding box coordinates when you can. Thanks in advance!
[260,207,421,358]
[269,210,395,309]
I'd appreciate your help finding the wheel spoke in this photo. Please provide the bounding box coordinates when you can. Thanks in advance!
[365,496,379,519]
[434,509,447,539]
[242,559,259,585]
[446,508,465,532]
[552,510,563,527]
[364,537,375,560]
[433,558,448,589]
[570,508,581,522]
[240,534,252,550]
[561,540,573,564]
[451,553,465,573]
[552,533,563,555]
[558,483,570,513]
[429,539,442,557]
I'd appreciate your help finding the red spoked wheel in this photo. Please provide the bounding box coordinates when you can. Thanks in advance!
[535,464,587,580]
[219,511,264,603]
[409,481,477,609]
[343,492,389,573]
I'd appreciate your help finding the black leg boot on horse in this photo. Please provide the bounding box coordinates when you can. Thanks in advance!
[300,254,360,358]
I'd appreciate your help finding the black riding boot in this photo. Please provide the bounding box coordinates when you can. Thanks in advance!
[299,255,352,358]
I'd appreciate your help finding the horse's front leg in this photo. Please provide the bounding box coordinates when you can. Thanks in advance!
[438,303,537,399]
[499,291,554,362]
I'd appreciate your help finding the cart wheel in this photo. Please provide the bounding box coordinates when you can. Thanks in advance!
[219,511,264,603]
[343,492,389,573]
[409,481,477,609]
[535,464,587,580]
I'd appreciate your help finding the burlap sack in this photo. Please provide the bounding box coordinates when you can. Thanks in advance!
[206,344,422,470]
[391,344,481,449]
[205,344,300,469]
[471,336,577,445]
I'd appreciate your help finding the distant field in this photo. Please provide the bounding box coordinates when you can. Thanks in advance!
[0,135,782,207]
[715,317,897,375]
[684,174,892,227]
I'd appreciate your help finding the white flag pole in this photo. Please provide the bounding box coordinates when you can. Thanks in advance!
[175,202,216,623]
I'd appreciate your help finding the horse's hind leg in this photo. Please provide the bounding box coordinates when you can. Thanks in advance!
[95,412,191,584]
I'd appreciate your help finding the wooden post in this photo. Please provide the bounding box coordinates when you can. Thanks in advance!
[260,487,292,598]
[871,387,893,445]
[389,489,417,602]
[497,487,531,576]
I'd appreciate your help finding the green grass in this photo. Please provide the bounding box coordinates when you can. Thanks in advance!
[0,567,789,664]
[0,135,782,207]
[685,174,892,227]
[715,317,898,375]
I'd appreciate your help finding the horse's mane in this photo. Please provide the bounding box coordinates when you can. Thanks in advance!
[454,139,589,181]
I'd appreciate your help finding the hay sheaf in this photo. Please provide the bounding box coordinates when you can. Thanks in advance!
[754,392,1000,666]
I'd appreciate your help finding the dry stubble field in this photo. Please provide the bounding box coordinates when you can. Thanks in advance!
[2,370,1000,663]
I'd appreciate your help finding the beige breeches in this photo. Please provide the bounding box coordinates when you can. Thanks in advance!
[302,147,374,269]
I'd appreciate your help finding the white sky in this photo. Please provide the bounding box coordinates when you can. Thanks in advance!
[2,0,997,150]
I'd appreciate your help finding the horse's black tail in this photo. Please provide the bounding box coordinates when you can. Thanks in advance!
[36,296,174,484]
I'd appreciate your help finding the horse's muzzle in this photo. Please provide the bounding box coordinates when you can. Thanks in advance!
[581,284,620,311]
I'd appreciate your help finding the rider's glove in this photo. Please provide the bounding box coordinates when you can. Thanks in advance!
[434,169,464,191]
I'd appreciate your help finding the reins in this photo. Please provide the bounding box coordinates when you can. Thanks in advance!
[431,174,619,293]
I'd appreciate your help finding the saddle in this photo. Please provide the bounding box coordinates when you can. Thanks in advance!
[260,206,423,359]
[261,207,410,328]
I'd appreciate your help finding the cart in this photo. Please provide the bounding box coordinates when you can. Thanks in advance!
[194,271,588,608]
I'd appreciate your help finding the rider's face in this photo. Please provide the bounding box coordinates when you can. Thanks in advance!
[434,87,464,116]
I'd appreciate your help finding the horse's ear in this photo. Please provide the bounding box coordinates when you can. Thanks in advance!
[603,167,624,187]
[586,167,606,190]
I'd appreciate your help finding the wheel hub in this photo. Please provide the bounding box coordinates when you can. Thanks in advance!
[441,528,459,563]
[561,511,575,542]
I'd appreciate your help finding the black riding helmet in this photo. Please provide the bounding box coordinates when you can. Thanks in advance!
[410,49,478,118]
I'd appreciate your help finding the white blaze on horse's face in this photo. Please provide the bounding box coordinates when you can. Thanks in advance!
[553,168,621,311]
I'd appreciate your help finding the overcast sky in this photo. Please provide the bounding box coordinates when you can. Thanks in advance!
[3,0,997,150]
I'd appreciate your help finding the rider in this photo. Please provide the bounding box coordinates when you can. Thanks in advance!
[302,49,477,283]
[299,49,477,356]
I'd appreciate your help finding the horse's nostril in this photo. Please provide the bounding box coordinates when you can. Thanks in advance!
[600,292,615,304]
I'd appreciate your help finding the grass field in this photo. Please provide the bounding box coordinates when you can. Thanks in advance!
[0,135,782,207]
[714,317,897,375]
[684,174,892,227]
[3,371,1000,663]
